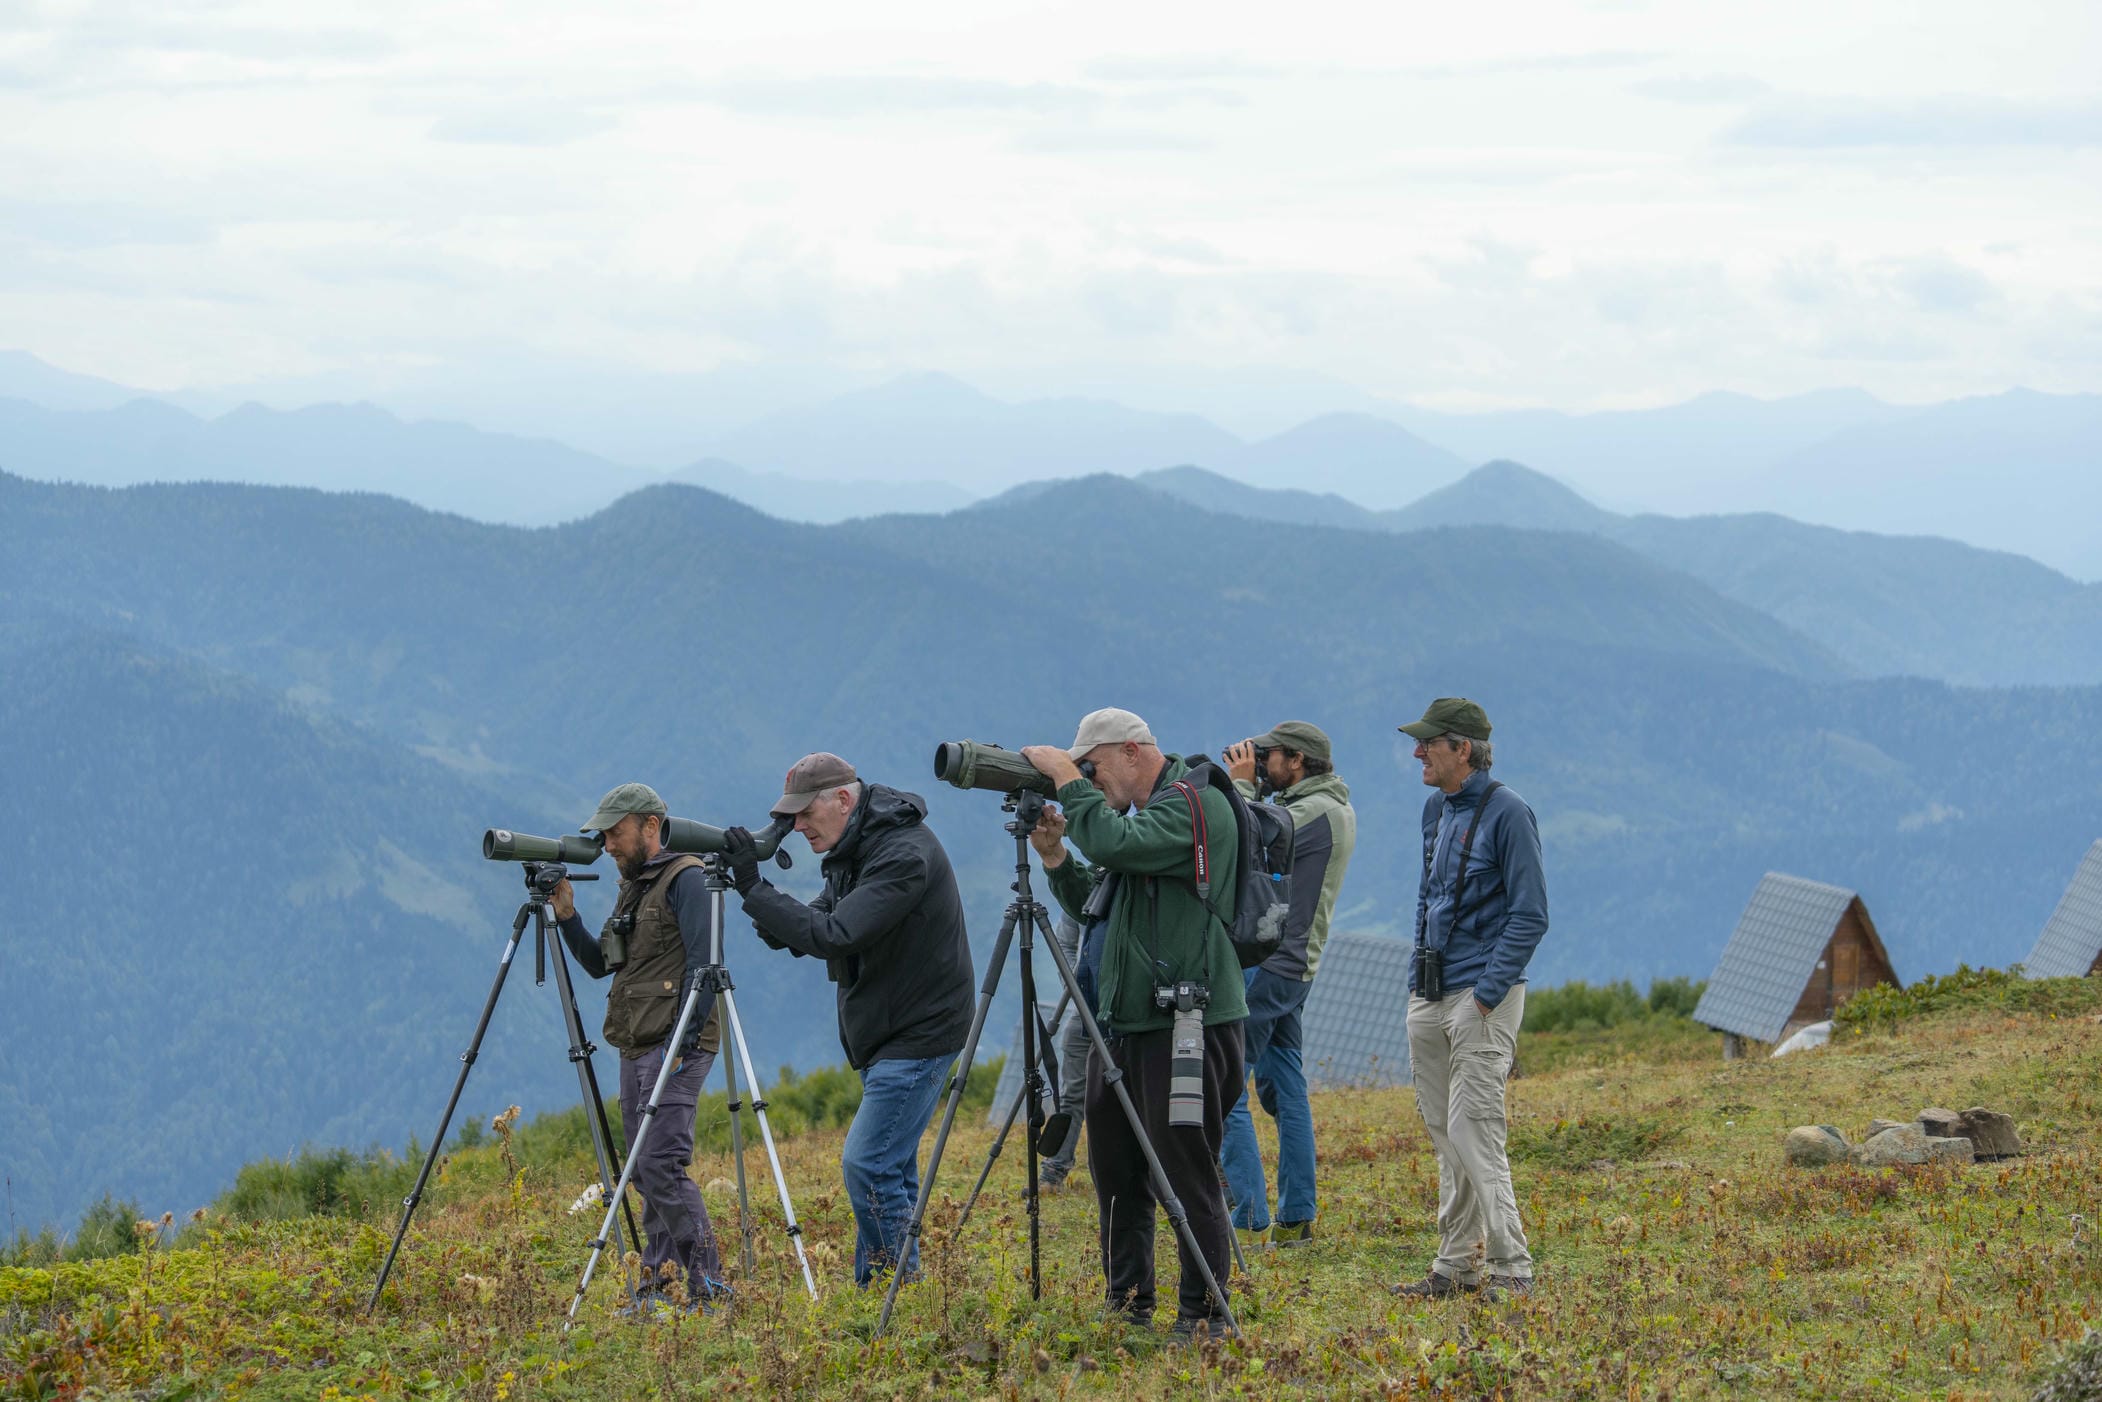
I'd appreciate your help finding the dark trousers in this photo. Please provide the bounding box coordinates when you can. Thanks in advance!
[619,1041,724,1296]
[1085,1020,1244,1323]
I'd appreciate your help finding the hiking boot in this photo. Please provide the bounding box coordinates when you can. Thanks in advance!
[1170,1315,1228,1344]
[1390,1271,1476,1300]
[1483,1274,1534,1300]
[1038,1163,1071,1193]
[1235,1225,1271,1252]
[1270,1219,1314,1248]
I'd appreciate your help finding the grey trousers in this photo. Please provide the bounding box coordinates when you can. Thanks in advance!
[1404,986,1533,1282]
[619,1041,724,1296]
[1042,1005,1092,1173]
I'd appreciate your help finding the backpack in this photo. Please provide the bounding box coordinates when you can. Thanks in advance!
[1168,759,1296,970]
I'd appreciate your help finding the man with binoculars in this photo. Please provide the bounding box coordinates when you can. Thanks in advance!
[1021,708,1247,1341]
[549,782,728,1315]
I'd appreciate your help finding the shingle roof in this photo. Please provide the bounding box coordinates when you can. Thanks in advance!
[2025,840,2102,979]
[1301,933,1414,1090]
[1693,873,1865,1043]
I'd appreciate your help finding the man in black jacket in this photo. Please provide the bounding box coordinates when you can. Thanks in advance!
[724,752,973,1287]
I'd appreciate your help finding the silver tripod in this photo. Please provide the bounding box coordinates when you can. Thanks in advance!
[565,856,818,1322]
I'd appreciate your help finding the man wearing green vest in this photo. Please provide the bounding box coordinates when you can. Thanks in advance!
[550,782,728,1315]
[1023,708,1247,1341]
[1218,720,1357,1249]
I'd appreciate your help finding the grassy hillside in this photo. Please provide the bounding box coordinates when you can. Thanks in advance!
[5,978,2098,1399]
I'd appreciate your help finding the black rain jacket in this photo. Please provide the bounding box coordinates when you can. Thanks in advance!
[739,784,974,1069]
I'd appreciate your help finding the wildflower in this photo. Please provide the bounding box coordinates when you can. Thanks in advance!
[189,1208,208,1224]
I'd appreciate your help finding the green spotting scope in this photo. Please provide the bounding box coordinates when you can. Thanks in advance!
[662,813,796,863]
[933,740,1055,797]
[483,828,605,864]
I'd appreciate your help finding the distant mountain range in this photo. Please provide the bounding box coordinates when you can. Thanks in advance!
[6,350,2094,576]
[1138,461,2102,688]
[6,467,2100,1233]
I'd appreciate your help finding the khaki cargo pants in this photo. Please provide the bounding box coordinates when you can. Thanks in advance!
[1405,986,1533,1283]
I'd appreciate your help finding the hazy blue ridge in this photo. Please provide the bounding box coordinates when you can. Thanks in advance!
[5,468,2101,1234]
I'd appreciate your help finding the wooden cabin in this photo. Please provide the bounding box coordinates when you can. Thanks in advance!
[1692,874,1901,1059]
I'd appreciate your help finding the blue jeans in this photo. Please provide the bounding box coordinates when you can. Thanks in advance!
[841,1052,950,1286]
[1219,967,1316,1230]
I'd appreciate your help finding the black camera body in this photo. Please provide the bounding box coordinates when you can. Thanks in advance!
[1152,980,1210,1013]
[1412,946,1445,1002]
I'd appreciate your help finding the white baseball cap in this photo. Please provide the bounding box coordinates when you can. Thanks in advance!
[1067,707,1157,760]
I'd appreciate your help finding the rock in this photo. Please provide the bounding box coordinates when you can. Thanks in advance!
[1854,1124,1975,1168]
[1785,1125,1850,1167]
[1867,1118,1907,1138]
[1917,1107,1963,1138]
[1957,1107,2023,1159]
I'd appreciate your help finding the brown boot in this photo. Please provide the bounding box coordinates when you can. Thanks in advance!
[1390,1271,1475,1300]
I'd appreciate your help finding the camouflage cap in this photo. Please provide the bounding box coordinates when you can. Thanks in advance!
[580,782,668,834]
[1399,697,1492,743]
[772,752,858,817]
[1252,720,1332,762]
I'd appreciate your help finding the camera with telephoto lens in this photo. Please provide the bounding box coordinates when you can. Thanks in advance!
[599,912,636,970]
[1153,981,1211,1128]
[1412,946,1445,1002]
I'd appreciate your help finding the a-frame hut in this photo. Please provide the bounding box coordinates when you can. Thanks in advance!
[1692,873,1900,1059]
[2024,840,2102,979]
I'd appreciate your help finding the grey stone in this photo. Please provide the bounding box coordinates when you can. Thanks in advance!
[1785,1125,1850,1167]
[1917,1107,1963,1137]
[1957,1107,2023,1159]
[1854,1124,1974,1168]
[1867,1118,1907,1138]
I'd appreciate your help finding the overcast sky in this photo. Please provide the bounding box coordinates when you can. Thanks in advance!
[3,0,2098,412]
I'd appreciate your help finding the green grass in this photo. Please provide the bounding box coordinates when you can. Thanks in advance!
[4,991,2099,1399]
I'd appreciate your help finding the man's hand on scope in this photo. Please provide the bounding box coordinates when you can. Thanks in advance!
[1224,740,1260,785]
[1021,745,1082,789]
[721,826,764,895]
[550,878,577,922]
[1027,803,1068,869]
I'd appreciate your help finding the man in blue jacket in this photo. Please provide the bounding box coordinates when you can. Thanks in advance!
[1391,698,1547,1301]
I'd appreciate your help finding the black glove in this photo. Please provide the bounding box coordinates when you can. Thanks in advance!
[722,825,763,895]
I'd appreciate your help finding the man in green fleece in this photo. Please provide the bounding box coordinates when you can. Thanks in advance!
[1022,708,1247,1340]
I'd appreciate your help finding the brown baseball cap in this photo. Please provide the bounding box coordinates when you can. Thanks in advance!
[771,752,858,817]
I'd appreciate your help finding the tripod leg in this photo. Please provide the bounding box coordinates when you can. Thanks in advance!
[566,983,710,1324]
[959,1081,1027,1228]
[1219,1160,1251,1277]
[1019,925,1042,1301]
[873,903,1020,1338]
[368,908,528,1310]
[719,989,819,1299]
[957,988,1073,1228]
[719,990,755,1274]
[543,920,645,1267]
[1029,903,1241,1339]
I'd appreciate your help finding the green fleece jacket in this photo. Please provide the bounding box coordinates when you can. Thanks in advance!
[1045,754,1249,1035]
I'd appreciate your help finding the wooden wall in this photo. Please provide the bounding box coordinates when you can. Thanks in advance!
[1783,904,1899,1035]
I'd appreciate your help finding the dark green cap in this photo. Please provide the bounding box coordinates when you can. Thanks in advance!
[581,781,668,834]
[1252,720,1331,763]
[1399,697,1491,743]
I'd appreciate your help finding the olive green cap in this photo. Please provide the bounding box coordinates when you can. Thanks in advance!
[1399,697,1491,743]
[1252,720,1331,762]
[581,781,668,834]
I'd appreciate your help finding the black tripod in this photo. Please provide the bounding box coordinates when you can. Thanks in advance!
[874,790,1240,1339]
[565,855,818,1321]
[369,862,640,1309]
